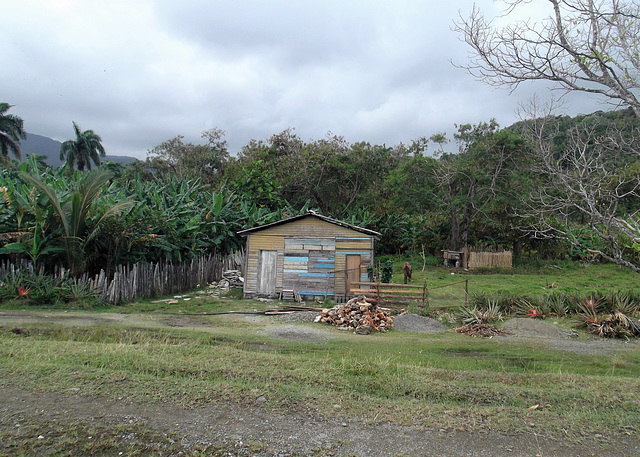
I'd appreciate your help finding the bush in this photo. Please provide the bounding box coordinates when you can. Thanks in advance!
[381,260,393,283]
[0,272,100,307]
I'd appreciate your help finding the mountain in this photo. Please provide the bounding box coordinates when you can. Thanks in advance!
[18,133,138,167]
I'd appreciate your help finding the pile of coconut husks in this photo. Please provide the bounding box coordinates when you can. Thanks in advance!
[319,295,394,334]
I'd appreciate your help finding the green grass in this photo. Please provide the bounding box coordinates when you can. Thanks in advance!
[386,256,640,308]
[1,311,640,442]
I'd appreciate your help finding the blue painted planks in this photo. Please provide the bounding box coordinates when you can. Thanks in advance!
[298,290,335,296]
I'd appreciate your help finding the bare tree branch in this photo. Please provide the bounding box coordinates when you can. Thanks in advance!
[454,0,640,116]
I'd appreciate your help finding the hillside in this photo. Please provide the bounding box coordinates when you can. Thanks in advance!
[19,133,137,167]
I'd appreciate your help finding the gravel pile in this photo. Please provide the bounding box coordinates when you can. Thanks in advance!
[393,313,449,333]
[274,311,321,323]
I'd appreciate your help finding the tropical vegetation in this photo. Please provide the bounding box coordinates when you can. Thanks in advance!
[0,102,26,162]
[2,107,640,280]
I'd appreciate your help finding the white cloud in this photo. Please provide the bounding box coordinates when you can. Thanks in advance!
[1,0,608,159]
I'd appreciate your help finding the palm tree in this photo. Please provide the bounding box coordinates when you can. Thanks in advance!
[21,169,133,276]
[59,121,106,171]
[0,102,26,161]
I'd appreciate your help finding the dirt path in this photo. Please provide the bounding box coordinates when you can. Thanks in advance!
[1,310,639,456]
[2,386,638,457]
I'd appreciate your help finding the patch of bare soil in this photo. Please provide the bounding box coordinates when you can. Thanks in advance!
[500,318,640,355]
[2,387,638,457]
[260,324,334,343]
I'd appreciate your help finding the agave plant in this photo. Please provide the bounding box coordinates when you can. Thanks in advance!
[547,292,569,317]
[603,290,640,316]
[456,299,503,325]
[576,311,640,339]
[515,296,552,319]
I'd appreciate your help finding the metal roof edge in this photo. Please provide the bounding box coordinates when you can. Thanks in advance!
[237,210,381,238]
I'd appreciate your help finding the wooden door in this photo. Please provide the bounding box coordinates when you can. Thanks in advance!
[257,250,278,296]
[346,254,361,295]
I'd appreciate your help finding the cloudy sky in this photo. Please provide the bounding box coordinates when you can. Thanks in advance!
[2,0,606,159]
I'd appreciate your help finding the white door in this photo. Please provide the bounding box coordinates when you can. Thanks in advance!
[257,250,277,295]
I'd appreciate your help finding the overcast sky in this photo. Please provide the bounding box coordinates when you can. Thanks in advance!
[2,0,607,159]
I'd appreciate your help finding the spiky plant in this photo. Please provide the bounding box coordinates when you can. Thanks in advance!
[583,312,640,339]
[456,299,503,325]
[547,292,569,317]
[515,296,551,319]
[605,290,640,316]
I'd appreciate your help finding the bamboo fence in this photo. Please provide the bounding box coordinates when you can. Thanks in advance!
[467,251,512,269]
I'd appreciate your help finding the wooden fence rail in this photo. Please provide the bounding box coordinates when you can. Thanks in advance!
[349,278,469,308]
[349,281,428,307]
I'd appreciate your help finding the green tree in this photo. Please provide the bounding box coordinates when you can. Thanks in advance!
[145,128,230,187]
[437,121,528,252]
[59,122,106,171]
[0,102,26,162]
[382,154,440,215]
[22,170,132,276]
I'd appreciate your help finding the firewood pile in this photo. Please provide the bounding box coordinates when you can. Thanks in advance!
[320,295,394,334]
[455,323,509,338]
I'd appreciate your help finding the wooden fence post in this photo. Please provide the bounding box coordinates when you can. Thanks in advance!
[422,278,428,308]
[465,278,469,306]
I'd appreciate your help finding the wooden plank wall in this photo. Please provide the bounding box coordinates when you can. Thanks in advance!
[284,237,335,297]
[243,216,375,299]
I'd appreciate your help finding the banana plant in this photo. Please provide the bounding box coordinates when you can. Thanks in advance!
[0,221,63,271]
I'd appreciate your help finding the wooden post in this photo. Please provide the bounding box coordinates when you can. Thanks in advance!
[422,278,427,308]
[465,278,469,306]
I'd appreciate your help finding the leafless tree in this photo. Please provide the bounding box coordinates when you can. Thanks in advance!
[454,0,640,116]
[456,0,640,271]
[516,99,640,271]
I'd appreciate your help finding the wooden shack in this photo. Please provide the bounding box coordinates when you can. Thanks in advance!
[238,211,380,301]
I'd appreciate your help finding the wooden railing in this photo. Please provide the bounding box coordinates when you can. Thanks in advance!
[349,281,428,307]
[349,279,469,308]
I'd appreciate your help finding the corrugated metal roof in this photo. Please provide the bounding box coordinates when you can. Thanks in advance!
[237,210,380,238]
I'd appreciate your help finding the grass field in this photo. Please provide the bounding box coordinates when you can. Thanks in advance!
[384,256,640,308]
[1,260,640,453]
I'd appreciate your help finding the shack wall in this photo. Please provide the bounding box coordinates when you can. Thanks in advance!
[242,215,375,299]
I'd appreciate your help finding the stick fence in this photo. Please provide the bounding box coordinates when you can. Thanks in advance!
[0,251,245,305]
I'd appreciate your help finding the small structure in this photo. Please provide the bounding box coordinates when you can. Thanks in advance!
[238,211,380,301]
[442,250,465,268]
[442,248,513,269]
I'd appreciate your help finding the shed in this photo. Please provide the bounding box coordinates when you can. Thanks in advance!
[238,211,380,301]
